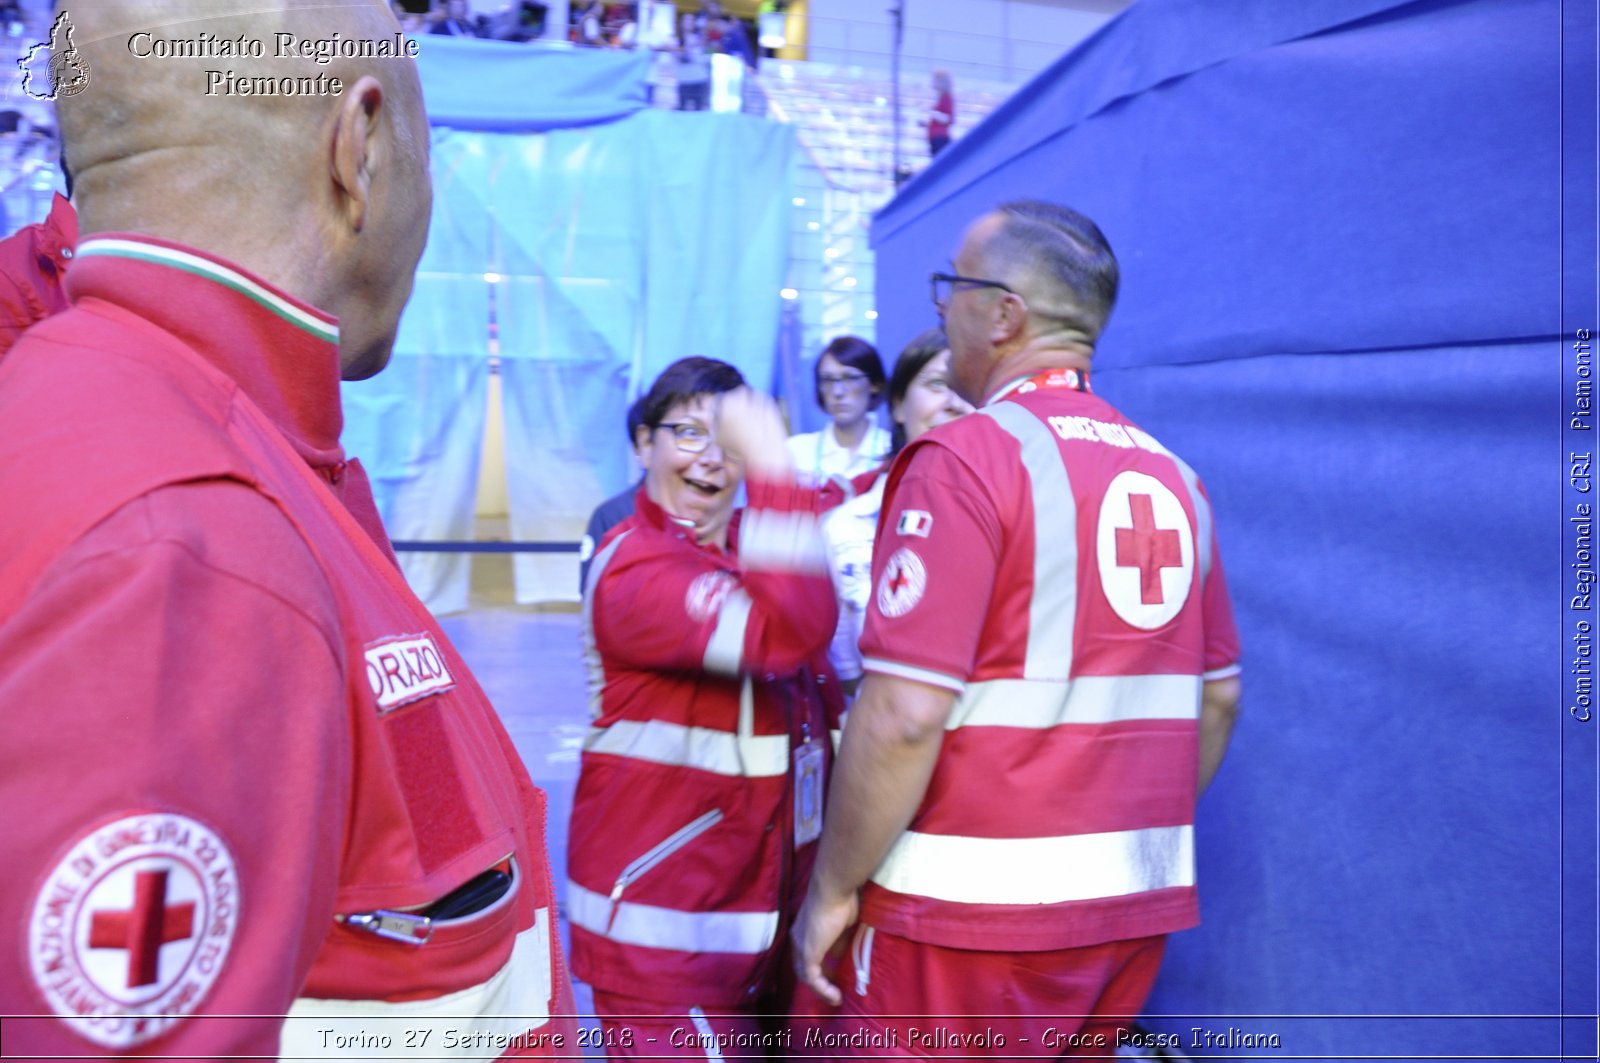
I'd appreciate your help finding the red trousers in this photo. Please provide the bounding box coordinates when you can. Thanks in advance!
[791,924,1167,1059]
[590,989,794,1060]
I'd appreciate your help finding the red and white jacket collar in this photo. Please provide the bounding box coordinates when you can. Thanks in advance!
[67,235,346,471]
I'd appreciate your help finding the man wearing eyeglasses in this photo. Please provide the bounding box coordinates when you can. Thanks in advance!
[793,200,1243,1055]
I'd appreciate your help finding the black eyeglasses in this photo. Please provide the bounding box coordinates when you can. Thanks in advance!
[655,421,714,454]
[930,271,1016,312]
[818,370,871,390]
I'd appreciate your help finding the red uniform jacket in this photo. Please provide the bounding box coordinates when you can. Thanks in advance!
[0,192,77,360]
[0,235,576,1057]
[858,371,1242,951]
[569,483,843,1008]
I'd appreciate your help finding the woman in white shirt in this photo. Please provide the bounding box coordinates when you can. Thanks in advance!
[786,335,892,484]
[822,327,973,692]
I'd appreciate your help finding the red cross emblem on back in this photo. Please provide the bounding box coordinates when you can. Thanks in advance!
[1114,493,1184,604]
[88,868,196,988]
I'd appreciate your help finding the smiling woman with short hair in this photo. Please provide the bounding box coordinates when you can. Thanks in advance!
[567,356,844,1056]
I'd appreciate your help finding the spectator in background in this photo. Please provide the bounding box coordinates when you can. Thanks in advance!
[430,0,483,36]
[505,1,550,42]
[676,12,711,111]
[389,0,425,33]
[576,0,605,45]
[786,335,892,485]
[578,395,647,597]
[714,10,756,68]
[700,0,723,47]
[646,42,677,105]
[821,327,972,694]
[924,68,955,156]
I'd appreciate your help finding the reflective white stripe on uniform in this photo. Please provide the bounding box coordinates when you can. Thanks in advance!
[584,717,789,777]
[688,1008,725,1060]
[279,909,553,1059]
[981,403,1078,681]
[703,588,752,676]
[860,656,965,694]
[738,508,829,572]
[568,882,779,954]
[78,238,339,343]
[945,674,1202,730]
[851,924,876,997]
[871,826,1194,905]
[582,531,634,721]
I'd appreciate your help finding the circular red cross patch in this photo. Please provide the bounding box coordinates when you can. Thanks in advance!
[29,812,240,1048]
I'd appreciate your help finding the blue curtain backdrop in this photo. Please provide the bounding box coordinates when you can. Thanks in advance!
[871,0,1586,1057]
[343,41,794,608]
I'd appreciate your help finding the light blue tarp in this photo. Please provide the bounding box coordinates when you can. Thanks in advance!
[497,113,795,603]
[871,0,1590,1056]
[413,36,649,131]
[339,128,496,616]
[344,110,794,607]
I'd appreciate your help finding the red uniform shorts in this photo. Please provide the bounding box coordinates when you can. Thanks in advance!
[792,924,1167,1059]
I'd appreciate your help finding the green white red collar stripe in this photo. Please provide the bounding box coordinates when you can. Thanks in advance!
[75,237,339,344]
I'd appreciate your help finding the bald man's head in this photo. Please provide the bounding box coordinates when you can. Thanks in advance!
[58,0,432,377]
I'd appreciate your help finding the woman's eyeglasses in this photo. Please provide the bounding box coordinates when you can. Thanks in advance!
[655,422,713,454]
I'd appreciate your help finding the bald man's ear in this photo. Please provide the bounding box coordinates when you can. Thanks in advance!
[330,76,386,234]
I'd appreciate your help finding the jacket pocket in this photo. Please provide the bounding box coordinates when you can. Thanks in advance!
[339,855,519,947]
[608,809,724,929]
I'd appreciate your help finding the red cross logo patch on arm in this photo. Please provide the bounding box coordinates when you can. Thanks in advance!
[88,869,197,988]
[29,812,240,1049]
[876,547,928,618]
[1096,471,1195,630]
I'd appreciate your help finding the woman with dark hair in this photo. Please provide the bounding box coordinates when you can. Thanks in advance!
[821,327,972,691]
[786,335,892,484]
[568,356,844,1054]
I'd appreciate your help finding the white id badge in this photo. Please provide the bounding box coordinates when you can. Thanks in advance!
[793,738,825,846]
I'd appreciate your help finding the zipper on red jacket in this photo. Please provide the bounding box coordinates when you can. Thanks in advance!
[340,852,515,945]
[753,671,807,999]
[535,783,570,1032]
[605,809,725,932]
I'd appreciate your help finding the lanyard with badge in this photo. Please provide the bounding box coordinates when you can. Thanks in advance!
[793,706,825,847]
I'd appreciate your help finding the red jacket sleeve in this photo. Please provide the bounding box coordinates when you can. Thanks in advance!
[1196,482,1242,678]
[593,475,839,679]
[0,481,350,1058]
[0,193,76,361]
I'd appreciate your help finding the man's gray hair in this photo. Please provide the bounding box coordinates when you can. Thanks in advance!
[987,200,1120,341]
